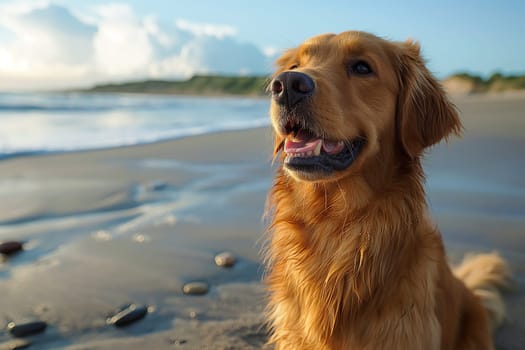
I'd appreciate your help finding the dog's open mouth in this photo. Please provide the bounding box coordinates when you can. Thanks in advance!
[282,128,364,175]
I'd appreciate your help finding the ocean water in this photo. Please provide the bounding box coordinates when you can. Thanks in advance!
[0,92,270,158]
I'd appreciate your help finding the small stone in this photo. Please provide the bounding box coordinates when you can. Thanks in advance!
[167,338,187,345]
[182,281,209,295]
[107,304,148,327]
[0,339,31,350]
[7,321,46,338]
[0,241,23,256]
[214,251,236,268]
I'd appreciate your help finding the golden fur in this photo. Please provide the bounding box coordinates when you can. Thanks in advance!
[264,31,511,350]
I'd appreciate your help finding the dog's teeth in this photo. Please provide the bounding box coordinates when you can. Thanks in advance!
[313,141,322,156]
[306,151,312,157]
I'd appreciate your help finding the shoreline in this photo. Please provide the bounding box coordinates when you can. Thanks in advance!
[0,93,271,161]
[2,90,525,161]
[4,85,525,100]
[0,125,272,161]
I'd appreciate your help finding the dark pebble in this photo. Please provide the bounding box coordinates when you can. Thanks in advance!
[182,281,209,295]
[108,304,148,327]
[167,338,187,345]
[214,251,236,268]
[0,241,23,256]
[7,321,46,338]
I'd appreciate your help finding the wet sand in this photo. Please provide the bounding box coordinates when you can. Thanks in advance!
[0,93,524,349]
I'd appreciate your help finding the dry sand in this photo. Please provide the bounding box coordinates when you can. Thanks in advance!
[0,94,524,349]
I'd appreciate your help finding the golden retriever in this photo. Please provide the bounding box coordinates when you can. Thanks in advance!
[264,31,511,350]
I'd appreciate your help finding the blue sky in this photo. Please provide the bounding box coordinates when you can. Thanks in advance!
[0,0,523,90]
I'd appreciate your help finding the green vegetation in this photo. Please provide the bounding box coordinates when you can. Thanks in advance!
[444,72,525,93]
[84,75,270,97]
[81,73,525,97]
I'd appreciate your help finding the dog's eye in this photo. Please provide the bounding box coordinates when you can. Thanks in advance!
[350,61,373,75]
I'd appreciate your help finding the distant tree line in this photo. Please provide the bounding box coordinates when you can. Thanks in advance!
[84,75,271,96]
[447,72,525,93]
[80,73,525,96]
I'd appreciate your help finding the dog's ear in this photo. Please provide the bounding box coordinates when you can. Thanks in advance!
[396,40,462,158]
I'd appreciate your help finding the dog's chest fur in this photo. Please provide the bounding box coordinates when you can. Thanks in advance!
[266,172,442,349]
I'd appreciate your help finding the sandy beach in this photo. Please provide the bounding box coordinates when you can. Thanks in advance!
[0,93,524,349]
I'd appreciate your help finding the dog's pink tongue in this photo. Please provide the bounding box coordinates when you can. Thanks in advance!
[284,131,322,154]
[284,138,322,154]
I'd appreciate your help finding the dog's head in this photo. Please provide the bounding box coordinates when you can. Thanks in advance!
[270,31,461,183]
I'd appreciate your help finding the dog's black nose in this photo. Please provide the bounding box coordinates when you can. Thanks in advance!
[271,71,315,108]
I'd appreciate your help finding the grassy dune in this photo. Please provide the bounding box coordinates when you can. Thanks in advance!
[82,73,525,96]
[443,73,525,94]
[84,75,270,96]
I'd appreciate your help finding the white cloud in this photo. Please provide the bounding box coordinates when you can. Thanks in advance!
[93,4,153,76]
[263,46,280,58]
[0,2,96,89]
[0,2,272,91]
[178,36,269,76]
[0,0,50,17]
[95,3,134,20]
[175,19,237,39]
